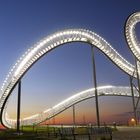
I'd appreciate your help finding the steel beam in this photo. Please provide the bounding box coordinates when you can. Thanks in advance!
[130,76,137,124]
[91,46,100,127]
[17,80,21,133]
[73,105,76,127]
[135,59,140,109]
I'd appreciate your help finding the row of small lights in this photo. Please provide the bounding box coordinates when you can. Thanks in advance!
[21,87,139,126]
[5,86,138,128]
[1,14,140,128]
[125,12,140,61]
[1,29,136,92]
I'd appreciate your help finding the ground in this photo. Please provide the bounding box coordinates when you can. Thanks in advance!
[0,126,140,140]
[113,126,140,140]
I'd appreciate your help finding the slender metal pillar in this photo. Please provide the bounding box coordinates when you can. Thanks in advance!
[135,59,140,107]
[53,116,55,125]
[135,59,140,91]
[91,46,100,127]
[134,58,140,125]
[129,76,137,124]
[17,80,21,133]
[135,58,140,99]
[73,105,76,127]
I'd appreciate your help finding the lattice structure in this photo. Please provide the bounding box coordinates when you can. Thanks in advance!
[0,12,140,128]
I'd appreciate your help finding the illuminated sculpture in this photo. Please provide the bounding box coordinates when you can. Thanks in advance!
[0,12,140,128]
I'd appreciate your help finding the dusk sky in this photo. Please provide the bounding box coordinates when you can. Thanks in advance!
[0,0,140,124]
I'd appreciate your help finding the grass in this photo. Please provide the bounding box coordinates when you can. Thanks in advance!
[0,126,113,140]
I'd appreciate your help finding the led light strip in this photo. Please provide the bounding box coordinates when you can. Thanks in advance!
[0,12,140,128]
[4,86,139,128]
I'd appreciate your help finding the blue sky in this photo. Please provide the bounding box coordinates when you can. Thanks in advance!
[0,0,140,123]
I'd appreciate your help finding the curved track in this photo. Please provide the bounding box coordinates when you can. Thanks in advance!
[5,86,139,128]
[0,12,140,128]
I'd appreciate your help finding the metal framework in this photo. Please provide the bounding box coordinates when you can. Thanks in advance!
[3,86,139,128]
[0,12,140,128]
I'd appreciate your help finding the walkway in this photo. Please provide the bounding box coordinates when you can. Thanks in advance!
[113,126,140,140]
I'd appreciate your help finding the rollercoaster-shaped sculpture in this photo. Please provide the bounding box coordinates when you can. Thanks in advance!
[0,12,140,128]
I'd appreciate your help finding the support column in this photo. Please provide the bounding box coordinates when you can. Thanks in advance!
[73,105,76,127]
[17,80,21,133]
[129,76,137,124]
[135,59,140,91]
[91,46,100,127]
[53,116,55,125]
[134,58,140,125]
